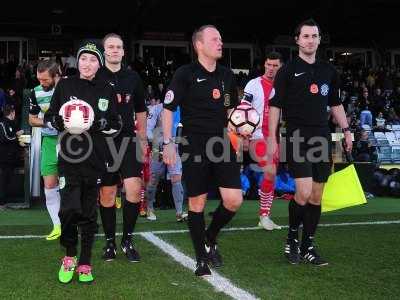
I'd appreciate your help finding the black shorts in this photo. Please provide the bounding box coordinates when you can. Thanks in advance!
[180,133,241,197]
[101,135,143,186]
[284,127,332,183]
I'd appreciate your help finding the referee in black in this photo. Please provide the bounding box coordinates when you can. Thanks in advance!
[97,33,147,263]
[268,19,352,266]
[162,25,242,276]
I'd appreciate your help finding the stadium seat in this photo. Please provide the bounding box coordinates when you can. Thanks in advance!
[385,132,400,146]
[374,132,390,147]
[377,146,392,163]
[374,132,386,140]
[394,130,400,141]
[392,125,400,131]
[377,139,390,146]
[391,146,400,163]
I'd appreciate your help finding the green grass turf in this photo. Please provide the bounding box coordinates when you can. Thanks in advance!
[1,197,400,235]
[0,198,399,299]
[0,236,230,300]
[162,224,400,300]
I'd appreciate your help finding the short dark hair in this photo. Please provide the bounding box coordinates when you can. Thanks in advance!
[265,51,283,63]
[102,33,124,47]
[192,25,217,49]
[294,18,321,38]
[3,104,15,117]
[37,59,61,78]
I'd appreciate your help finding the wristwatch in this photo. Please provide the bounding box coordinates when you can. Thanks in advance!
[342,127,351,133]
[163,138,173,146]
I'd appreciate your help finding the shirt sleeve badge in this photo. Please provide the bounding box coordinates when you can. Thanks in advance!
[164,90,174,104]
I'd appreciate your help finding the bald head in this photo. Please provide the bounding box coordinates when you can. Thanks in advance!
[192,25,223,60]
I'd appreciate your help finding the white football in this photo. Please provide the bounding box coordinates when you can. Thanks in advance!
[228,105,260,136]
[59,98,94,134]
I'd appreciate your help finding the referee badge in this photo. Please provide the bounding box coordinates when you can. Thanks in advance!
[98,98,109,111]
[320,84,329,96]
[212,88,221,100]
[310,83,319,94]
[164,90,174,104]
[224,93,231,106]
[59,177,65,190]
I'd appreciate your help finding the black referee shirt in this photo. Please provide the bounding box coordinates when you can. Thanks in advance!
[163,61,238,135]
[97,67,146,136]
[270,57,341,130]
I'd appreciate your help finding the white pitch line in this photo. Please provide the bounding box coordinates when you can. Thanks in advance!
[317,220,400,227]
[0,230,189,240]
[141,232,260,300]
[0,220,399,239]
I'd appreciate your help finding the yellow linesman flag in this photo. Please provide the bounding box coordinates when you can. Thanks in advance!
[322,164,367,212]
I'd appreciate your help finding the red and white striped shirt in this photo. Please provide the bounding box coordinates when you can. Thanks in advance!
[244,76,275,140]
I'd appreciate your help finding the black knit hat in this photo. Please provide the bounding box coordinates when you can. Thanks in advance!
[76,41,104,66]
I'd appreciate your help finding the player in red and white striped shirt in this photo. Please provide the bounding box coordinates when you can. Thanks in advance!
[243,52,283,230]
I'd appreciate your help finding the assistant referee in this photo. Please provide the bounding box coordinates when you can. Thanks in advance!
[268,19,352,266]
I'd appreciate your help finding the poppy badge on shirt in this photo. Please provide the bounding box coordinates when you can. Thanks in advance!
[212,88,221,100]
